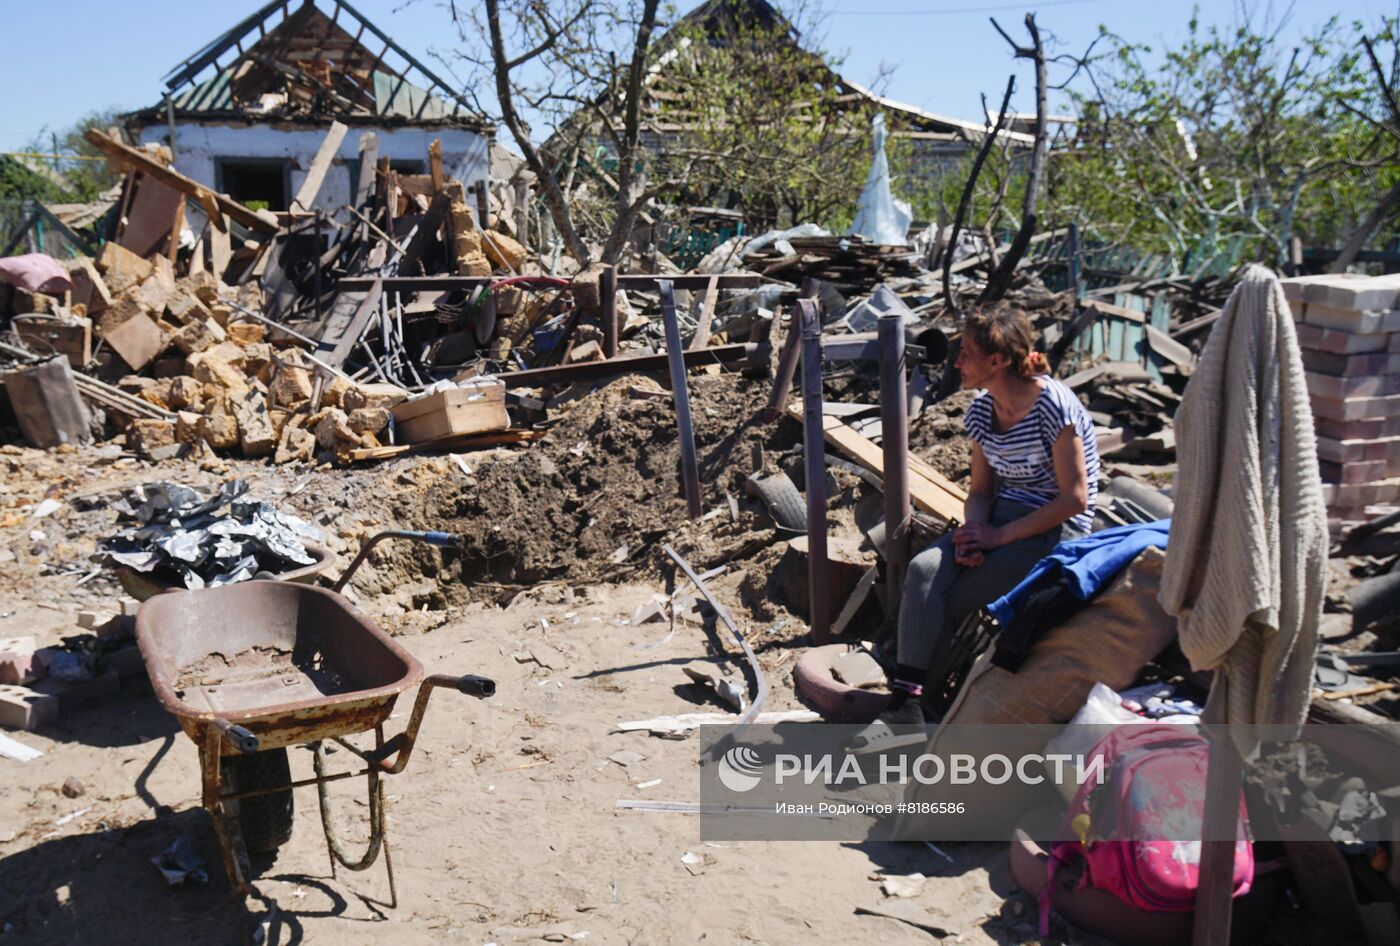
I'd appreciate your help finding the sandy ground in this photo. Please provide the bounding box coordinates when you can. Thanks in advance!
[0,576,1055,946]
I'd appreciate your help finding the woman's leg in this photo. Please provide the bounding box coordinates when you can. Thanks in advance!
[896,530,961,673]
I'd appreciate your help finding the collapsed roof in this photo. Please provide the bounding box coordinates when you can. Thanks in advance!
[125,0,488,130]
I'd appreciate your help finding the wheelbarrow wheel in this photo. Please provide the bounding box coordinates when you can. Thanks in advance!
[221,748,294,854]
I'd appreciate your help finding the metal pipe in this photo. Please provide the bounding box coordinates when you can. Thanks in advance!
[878,312,912,620]
[600,264,619,358]
[663,545,768,728]
[658,279,703,519]
[762,277,820,422]
[333,530,459,593]
[798,298,831,645]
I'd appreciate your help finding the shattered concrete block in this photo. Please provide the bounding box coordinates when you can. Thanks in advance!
[274,425,316,464]
[236,393,276,457]
[268,365,314,408]
[192,354,249,398]
[322,375,350,409]
[166,375,202,411]
[202,341,246,369]
[226,322,266,346]
[128,419,177,457]
[132,274,172,315]
[459,254,492,278]
[314,408,357,451]
[357,431,381,449]
[172,318,225,355]
[105,312,167,371]
[572,265,603,312]
[342,382,410,412]
[268,409,291,437]
[164,290,210,325]
[175,411,202,444]
[0,636,41,686]
[179,270,221,305]
[567,340,604,363]
[97,296,148,335]
[208,303,233,327]
[198,413,240,451]
[96,242,153,295]
[136,378,174,411]
[0,684,59,731]
[65,257,112,315]
[348,407,390,435]
[453,228,483,261]
[242,342,273,380]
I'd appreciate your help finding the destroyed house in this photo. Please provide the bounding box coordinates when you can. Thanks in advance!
[121,0,491,213]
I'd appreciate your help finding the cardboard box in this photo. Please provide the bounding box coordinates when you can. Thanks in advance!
[390,380,509,444]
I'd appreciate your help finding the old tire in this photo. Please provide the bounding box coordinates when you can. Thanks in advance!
[793,644,889,722]
[222,748,294,854]
[745,472,806,534]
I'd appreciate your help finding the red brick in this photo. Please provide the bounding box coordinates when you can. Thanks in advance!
[1306,372,1400,399]
[1311,393,1400,422]
[1314,415,1400,441]
[1320,458,1390,484]
[1294,322,1390,354]
[1300,348,1400,377]
[1315,435,1400,464]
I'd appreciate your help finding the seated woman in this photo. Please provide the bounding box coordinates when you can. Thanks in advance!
[881,306,1099,724]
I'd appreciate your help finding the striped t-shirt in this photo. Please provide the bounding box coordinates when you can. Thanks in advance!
[963,377,1099,534]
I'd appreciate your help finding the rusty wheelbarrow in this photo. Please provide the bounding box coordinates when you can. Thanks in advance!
[135,546,492,922]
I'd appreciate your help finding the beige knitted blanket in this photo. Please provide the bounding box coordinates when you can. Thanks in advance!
[1157,265,1328,749]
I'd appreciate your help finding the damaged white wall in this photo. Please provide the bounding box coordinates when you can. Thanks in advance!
[134,122,489,208]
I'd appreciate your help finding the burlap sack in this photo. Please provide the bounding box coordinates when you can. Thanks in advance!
[900,547,1179,833]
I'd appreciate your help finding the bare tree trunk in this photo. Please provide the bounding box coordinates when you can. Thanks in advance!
[981,14,1049,304]
[601,0,663,264]
[484,0,591,266]
[1329,178,1400,273]
[944,76,1016,317]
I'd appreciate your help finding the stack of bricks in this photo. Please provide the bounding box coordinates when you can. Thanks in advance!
[1281,273,1400,524]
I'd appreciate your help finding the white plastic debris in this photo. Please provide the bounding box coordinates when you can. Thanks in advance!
[849,113,912,246]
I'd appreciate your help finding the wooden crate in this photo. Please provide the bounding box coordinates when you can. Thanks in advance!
[14,316,91,369]
[391,380,509,444]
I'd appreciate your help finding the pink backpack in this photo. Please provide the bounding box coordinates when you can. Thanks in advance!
[1042,725,1254,932]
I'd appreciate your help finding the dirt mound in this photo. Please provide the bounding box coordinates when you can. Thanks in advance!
[910,388,976,486]
[390,374,803,596]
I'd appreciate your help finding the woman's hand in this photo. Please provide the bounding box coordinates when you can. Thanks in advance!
[953,521,1005,563]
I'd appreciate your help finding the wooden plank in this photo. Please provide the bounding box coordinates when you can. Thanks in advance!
[84,129,277,235]
[788,405,965,524]
[317,278,383,368]
[290,120,348,212]
[167,197,186,263]
[117,173,185,259]
[209,217,232,277]
[390,384,509,444]
[353,132,379,208]
[428,138,444,192]
[689,274,719,350]
[347,428,540,463]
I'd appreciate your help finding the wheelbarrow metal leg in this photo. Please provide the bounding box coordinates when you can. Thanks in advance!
[200,723,252,898]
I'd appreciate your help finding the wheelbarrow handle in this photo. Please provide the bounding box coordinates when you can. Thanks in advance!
[332,530,463,593]
[454,673,496,698]
[214,718,260,754]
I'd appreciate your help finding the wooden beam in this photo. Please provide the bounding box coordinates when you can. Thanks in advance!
[84,129,276,235]
[689,274,719,350]
[290,120,348,212]
[787,405,966,525]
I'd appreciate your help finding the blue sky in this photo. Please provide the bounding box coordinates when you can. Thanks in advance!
[0,0,1392,153]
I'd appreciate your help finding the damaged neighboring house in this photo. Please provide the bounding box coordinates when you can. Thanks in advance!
[549,0,1033,250]
[120,0,492,212]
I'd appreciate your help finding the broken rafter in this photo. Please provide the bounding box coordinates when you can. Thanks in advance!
[84,129,276,236]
